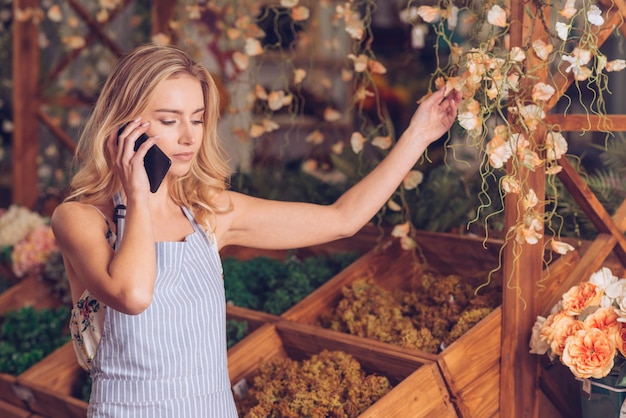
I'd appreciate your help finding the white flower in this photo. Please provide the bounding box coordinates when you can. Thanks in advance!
[403,170,424,190]
[416,6,441,23]
[562,48,592,80]
[510,46,526,62]
[560,0,577,19]
[545,131,568,161]
[616,295,626,322]
[532,82,555,101]
[555,22,569,41]
[605,279,626,307]
[587,5,604,26]
[487,5,507,27]
[529,316,549,355]
[0,205,47,247]
[588,267,621,307]
[606,59,626,72]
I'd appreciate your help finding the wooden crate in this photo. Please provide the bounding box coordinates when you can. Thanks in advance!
[0,276,62,408]
[15,342,87,418]
[282,231,505,417]
[228,319,457,417]
[0,398,33,418]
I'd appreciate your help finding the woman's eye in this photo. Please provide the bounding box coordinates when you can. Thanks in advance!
[161,120,176,126]
[192,120,204,125]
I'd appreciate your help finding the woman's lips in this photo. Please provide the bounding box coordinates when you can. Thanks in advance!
[172,152,194,162]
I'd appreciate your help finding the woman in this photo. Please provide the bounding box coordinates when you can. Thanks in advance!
[51,43,461,417]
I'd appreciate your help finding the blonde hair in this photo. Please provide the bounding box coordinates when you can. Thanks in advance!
[66,43,232,230]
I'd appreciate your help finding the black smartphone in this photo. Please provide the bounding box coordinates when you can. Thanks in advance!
[117,124,171,193]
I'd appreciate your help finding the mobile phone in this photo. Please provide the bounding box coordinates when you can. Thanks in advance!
[117,124,171,193]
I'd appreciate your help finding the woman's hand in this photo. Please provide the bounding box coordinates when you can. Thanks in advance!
[405,88,462,147]
[107,118,156,196]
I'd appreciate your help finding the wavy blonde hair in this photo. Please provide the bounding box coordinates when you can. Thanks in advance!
[66,43,232,231]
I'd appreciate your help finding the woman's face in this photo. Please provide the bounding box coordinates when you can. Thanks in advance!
[143,74,205,178]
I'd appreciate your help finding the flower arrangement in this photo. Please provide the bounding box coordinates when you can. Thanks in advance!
[529,267,626,380]
[0,205,61,281]
[404,0,625,256]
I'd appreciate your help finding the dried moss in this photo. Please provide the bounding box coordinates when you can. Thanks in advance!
[236,349,391,417]
[319,266,501,353]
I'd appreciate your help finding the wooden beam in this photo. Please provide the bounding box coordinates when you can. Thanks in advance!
[151,0,177,37]
[545,114,626,132]
[12,0,41,208]
[37,109,77,153]
[67,0,125,57]
[557,158,626,263]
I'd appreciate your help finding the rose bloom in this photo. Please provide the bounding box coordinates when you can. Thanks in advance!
[544,312,585,356]
[561,327,616,379]
[561,282,603,316]
[584,307,622,345]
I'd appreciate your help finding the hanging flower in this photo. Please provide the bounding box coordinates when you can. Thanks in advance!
[293,68,307,84]
[487,5,507,27]
[532,39,553,61]
[531,82,555,101]
[587,5,604,26]
[371,135,392,150]
[350,132,365,153]
[402,170,424,190]
[347,54,369,73]
[323,107,343,122]
[560,0,578,19]
[606,59,626,72]
[562,48,593,81]
[550,240,574,255]
[555,22,570,41]
[244,37,263,56]
[545,131,568,161]
[502,176,520,194]
[416,6,441,23]
[291,6,310,21]
[305,130,325,145]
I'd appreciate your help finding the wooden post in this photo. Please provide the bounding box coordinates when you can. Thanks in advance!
[151,0,177,38]
[500,0,550,416]
[12,0,40,208]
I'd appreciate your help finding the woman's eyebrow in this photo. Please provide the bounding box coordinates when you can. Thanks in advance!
[154,108,205,114]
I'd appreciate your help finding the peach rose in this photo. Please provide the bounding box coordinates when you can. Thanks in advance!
[542,311,585,356]
[561,282,603,316]
[561,328,616,379]
[584,307,621,343]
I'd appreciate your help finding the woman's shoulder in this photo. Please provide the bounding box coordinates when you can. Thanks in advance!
[51,201,112,239]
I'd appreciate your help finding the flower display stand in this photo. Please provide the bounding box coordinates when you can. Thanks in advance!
[280,231,502,417]
[228,320,457,417]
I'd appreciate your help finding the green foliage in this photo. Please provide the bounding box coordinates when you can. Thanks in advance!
[223,252,359,315]
[549,141,626,240]
[226,319,250,349]
[0,306,70,375]
[230,164,344,205]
